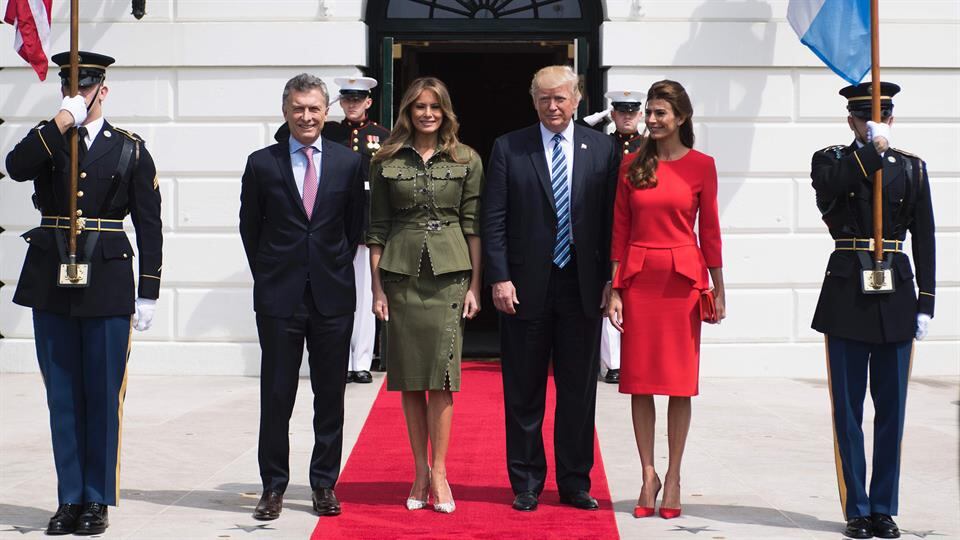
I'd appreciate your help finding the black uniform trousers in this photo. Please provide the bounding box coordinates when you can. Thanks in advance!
[500,253,603,495]
[33,309,132,506]
[825,335,913,519]
[255,283,353,493]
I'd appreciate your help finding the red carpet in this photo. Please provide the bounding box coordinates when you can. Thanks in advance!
[312,361,619,539]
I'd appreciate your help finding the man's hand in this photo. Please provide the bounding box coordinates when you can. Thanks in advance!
[492,280,519,315]
[582,107,612,127]
[915,313,931,340]
[59,95,87,127]
[132,298,156,331]
[867,120,891,153]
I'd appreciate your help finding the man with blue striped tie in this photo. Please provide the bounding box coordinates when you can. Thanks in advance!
[482,65,619,513]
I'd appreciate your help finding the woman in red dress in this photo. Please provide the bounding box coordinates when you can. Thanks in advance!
[607,80,726,519]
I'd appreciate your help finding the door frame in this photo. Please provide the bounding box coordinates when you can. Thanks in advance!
[365,0,604,127]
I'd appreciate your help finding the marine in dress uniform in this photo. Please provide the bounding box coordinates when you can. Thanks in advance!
[4,52,162,536]
[599,90,644,384]
[810,82,935,540]
[322,77,390,383]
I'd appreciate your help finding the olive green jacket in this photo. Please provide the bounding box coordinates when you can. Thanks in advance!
[367,144,483,276]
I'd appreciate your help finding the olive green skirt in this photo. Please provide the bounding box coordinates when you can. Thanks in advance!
[381,256,469,392]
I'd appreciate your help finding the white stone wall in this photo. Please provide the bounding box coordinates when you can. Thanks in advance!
[1,0,957,376]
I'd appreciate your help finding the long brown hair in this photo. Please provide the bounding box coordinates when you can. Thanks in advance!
[373,77,468,163]
[627,80,695,189]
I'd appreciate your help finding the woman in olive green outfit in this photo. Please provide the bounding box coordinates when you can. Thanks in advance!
[367,77,483,514]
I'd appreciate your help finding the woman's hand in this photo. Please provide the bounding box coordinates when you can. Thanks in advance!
[706,290,726,324]
[606,289,624,333]
[372,287,389,321]
[463,287,481,319]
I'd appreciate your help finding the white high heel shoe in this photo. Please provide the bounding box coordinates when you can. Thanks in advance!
[432,480,456,514]
[405,479,430,511]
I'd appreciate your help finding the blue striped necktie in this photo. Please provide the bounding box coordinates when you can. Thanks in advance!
[550,133,572,268]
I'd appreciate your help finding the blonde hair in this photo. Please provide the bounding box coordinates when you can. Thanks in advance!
[529,65,582,101]
[374,77,468,164]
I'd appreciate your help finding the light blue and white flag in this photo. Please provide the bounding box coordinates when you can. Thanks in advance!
[788,0,871,84]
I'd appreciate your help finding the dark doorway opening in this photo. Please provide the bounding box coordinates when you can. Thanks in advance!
[365,0,603,357]
[393,41,570,356]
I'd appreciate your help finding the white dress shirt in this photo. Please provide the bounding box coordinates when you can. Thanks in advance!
[288,135,323,197]
[540,121,576,241]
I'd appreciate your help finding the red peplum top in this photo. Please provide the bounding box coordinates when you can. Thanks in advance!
[611,149,722,290]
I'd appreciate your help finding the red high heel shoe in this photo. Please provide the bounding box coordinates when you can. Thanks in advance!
[659,481,681,519]
[659,506,682,519]
[633,477,661,518]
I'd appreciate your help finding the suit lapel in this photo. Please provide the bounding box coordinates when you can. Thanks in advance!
[311,139,334,222]
[527,124,556,212]
[571,125,588,220]
[273,141,309,221]
[82,120,120,168]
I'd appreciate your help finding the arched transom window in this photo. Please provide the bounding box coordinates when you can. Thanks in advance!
[386,0,582,19]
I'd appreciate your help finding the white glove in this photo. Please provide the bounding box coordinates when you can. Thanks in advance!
[866,120,892,149]
[133,298,157,332]
[915,313,931,341]
[582,107,612,127]
[59,95,87,127]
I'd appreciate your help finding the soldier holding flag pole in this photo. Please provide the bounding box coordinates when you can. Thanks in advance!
[791,1,936,538]
[3,1,162,535]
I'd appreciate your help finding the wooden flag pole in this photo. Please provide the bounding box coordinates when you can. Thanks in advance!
[66,0,80,280]
[870,0,883,268]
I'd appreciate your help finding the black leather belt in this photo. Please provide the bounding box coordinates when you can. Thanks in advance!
[41,216,124,232]
[834,238,903,252]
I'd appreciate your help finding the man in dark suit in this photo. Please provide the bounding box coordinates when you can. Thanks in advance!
[5,51,162,536]
[482,65,619,512]
[810,81,935,540]
[240,73,365,520]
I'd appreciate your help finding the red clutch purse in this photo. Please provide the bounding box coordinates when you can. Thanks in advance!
[700,289,717,322]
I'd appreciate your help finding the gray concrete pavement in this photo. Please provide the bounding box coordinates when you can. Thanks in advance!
[1,370,957,539]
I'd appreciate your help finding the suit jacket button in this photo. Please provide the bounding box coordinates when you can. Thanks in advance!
[80,172,87,179]
[77,190,84,198]
[826,270,831,275]
[122,253,128,259]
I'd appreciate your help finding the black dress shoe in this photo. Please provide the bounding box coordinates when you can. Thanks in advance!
[346,371,357,383]
[512,491,539,512]
[844,516,874,539]
[559,490,599,510]
[253,490,283,521]
[871,514,900,539]
[602,369,620,384]
[46,503,83,535]
[312,487,341,516]
[354,370,373,384]
[73,503,108,536]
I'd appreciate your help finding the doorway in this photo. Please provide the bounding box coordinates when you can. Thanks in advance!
[365,0,603,357]
[396,40,571,356]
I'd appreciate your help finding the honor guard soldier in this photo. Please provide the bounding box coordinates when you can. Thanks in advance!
[810,82,935,540]
[322,76,390,383]
[4,51,162,535]
[596,90,645,384]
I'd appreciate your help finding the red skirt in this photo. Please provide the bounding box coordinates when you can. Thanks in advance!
[618,248,701,396]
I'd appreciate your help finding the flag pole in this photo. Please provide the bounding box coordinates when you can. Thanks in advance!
[870,0,883,268]
[66,0,80,280]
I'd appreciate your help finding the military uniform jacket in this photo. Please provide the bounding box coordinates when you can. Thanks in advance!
[366,145,483,276]
[612,131,643,166]
[5,119,162,317]
[321,119,390,236]
[810,141,935,344]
